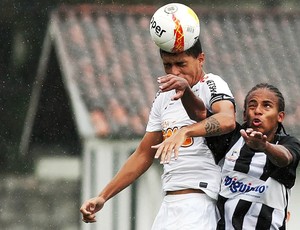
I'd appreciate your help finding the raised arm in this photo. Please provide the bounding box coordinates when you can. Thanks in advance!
[240,128,293,167]
[187,99,236,137]
[153,100,236,163]
[80,131,163,223]
[181,86,207,121]
[158,74,207,121]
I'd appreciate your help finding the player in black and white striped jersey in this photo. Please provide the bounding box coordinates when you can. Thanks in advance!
[155,83,300,229]
[216,83,300,230]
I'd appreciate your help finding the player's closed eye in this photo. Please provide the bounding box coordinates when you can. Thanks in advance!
[163,63,172,69]
[247,102,257,109]
[175,62,186,67]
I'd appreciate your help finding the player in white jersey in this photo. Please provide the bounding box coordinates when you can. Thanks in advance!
[80,37,236,230]
[147,73,234,199]
[149,71,235,230]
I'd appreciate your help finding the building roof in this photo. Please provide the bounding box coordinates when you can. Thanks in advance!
[21,4,300,151]
[49,4,162,138]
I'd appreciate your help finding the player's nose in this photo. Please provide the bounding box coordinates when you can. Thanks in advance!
[254,104,263,114]
[169,66,181,76]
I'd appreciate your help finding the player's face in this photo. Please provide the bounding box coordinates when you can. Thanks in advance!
[243,88,285,141]
[161,52,205,86]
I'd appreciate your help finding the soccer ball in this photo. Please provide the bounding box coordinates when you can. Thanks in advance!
[149,3,200,53]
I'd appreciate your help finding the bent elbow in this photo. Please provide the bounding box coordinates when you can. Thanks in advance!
[278,154,294,167]
[224,118,236,133]
[189,110,207,122]
[230,119,236,131]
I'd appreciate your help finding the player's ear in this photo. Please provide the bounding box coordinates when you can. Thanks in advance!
[198,53,205,65]
[278,111,285,123]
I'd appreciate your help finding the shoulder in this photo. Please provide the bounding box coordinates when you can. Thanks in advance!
[153,89,173,101]
[278,134,300,149]
[202,73,232,92]
[277,134,300,159]
[200,73,234,106]
[202,73,226,83]
[206,122,242,164]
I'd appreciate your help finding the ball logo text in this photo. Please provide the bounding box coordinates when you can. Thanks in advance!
[150,17,166,38]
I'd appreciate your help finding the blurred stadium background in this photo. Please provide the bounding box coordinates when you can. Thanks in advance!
[0,0,299,229]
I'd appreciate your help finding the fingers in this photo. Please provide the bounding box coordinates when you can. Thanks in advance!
[241,129,264,138]
[81,209,97,223]
[80,197,107,224]
[158,78,177,92]
[80,200,98,223]
[240,129,247,138]
[154,142,178,164]
[161,144,174,164]
[154,144,169,163]
[153,141,171,163]
[151,143,161,149]
[82,214,97,223]
[173,146,180,160]
[157,75,188,93]
[154,129,187,163]
[80,203,93,215]
[152,143,163,159]
[171,91,184,100]
[251,132,263,139]
[241,129,267,150]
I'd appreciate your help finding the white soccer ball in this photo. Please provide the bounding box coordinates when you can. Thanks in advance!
[149,3,200,53]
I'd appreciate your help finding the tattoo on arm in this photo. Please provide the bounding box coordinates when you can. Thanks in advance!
[205,117,222,136]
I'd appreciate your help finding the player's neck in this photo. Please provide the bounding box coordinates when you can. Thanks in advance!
[199,71,206,81]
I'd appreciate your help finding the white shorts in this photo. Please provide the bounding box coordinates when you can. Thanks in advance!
[151,193,217,230]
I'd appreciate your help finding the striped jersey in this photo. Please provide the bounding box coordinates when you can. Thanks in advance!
[146,73,234,200]
[217,124,300,230]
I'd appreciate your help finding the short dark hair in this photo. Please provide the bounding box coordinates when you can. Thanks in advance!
[159,38,203,58]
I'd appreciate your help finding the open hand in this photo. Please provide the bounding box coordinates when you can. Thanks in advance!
[240,128,268,151]
[152,129,187,164]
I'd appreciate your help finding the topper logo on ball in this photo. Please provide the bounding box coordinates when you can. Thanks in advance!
[164,5,178,14]
[150,17,166,38]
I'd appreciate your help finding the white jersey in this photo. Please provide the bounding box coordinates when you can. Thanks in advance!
[146,73,234,200]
